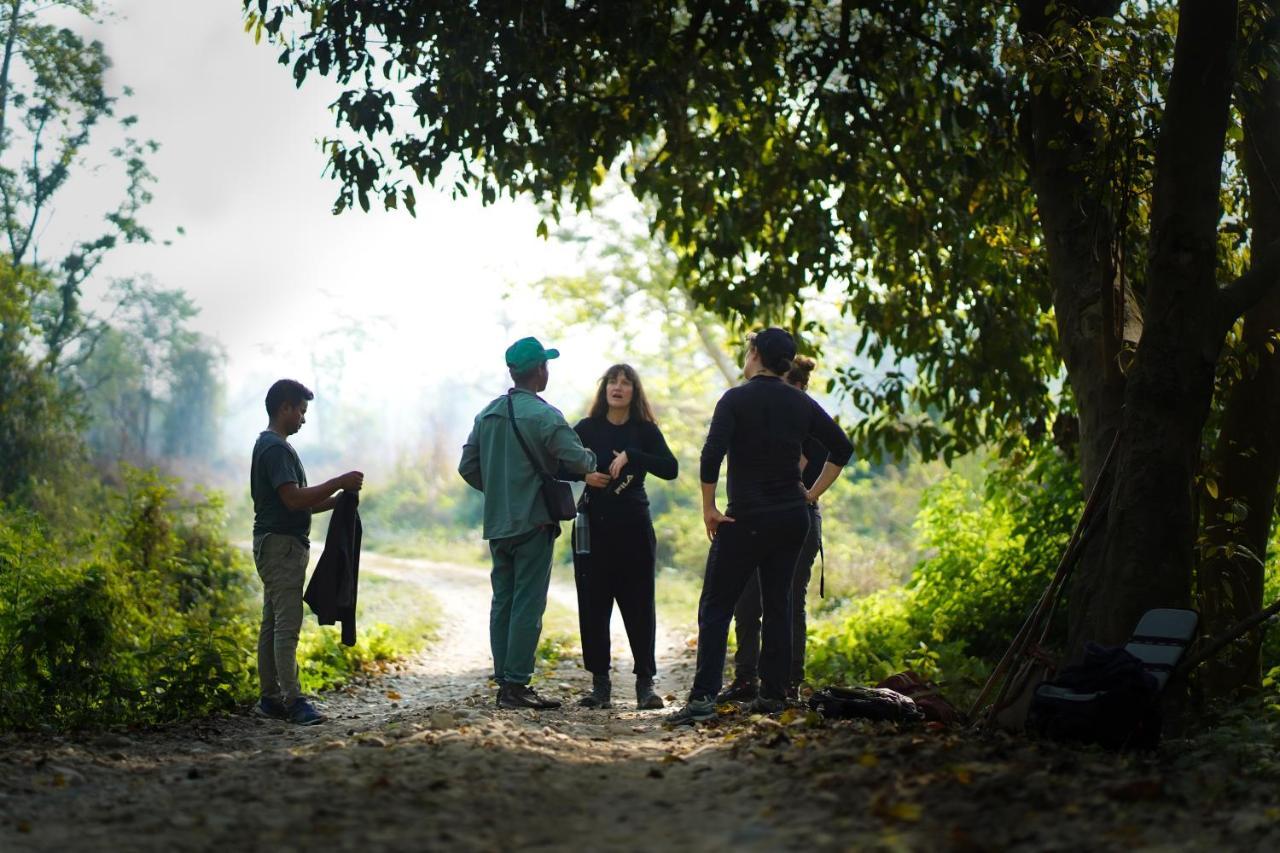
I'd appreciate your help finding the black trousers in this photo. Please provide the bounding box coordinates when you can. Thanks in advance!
[573,511,658,678]
[691,505,810,701]
[733,503,821,684]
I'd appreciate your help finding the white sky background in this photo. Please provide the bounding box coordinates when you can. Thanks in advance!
[42,1,631,478]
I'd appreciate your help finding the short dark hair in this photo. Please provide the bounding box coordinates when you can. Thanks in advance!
[510,363,544,386]
[265,379,313,418]
[748,328,796,376]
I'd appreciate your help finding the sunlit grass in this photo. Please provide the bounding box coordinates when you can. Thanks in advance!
[297,569,442,693]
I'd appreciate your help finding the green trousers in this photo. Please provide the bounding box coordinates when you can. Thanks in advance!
[488,526,555,685]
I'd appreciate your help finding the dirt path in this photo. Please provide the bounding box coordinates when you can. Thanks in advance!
[4,557,1280,851]
[0,555,816,852]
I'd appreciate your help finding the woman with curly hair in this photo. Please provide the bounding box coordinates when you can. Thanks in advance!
[568,364,678,710]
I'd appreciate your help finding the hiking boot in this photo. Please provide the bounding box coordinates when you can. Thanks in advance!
[747,695,787,715]
[715,677,758,703]
[254,696,288,720]
[635,677,664,710]
[499,682,562,710]
[286,697,325,726]
[667,697,717,726]
[578,674,612,709]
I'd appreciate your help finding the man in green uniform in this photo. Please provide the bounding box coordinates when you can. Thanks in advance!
[251,379,364,725]
[459,338,596,709]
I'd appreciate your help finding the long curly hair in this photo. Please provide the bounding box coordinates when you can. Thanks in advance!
[588,363,656,423]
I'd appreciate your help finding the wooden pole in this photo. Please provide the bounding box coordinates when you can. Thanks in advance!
[967,432,1121,723]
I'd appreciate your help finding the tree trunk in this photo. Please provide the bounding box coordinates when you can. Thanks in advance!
[1018,0,1128,655]
[1198,55,1280,693]
[1086,0,1238,648]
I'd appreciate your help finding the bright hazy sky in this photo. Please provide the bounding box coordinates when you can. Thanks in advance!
[48,1,635,468]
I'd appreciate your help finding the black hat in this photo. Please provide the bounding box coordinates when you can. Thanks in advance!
[752,327,797,365]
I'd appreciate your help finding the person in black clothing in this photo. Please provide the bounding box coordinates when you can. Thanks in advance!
[670,329,853,724]
[567,364,678,710]
[718,356,827,703]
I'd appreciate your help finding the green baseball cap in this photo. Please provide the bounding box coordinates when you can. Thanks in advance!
[505,336,560,372]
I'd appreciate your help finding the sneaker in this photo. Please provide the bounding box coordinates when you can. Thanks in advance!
[286,697,325,726]
[715,677,758,703]
[668,697,717,726]
[747,695,786,715]
[499,682,562,710]
[254,696,288,720]
[636,677,664,710]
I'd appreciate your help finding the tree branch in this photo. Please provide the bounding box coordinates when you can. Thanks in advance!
[1216,239,1280,333]
[0,0,22,160]
[682,290,738,386]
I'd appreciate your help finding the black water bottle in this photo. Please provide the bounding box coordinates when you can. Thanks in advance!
[574,496,591,555]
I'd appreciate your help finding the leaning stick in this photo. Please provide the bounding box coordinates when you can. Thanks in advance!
[1179,597,1280,676]
[967,433,1121,723]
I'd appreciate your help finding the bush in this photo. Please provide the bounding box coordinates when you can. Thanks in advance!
[806,587,985,691]
[910,443,1082,659]
[0,470,258,729]
[298,621,425,693]
[804,443,1081,697]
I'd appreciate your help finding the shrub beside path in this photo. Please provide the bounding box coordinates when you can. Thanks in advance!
[3,556,1280,851]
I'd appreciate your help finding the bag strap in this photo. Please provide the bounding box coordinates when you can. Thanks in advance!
[819,534,825,599]
[506,391,551,480]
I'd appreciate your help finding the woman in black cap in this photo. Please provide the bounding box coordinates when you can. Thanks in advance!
[718,355,827,703]
[568,364,678,710]
[671,329,853,723]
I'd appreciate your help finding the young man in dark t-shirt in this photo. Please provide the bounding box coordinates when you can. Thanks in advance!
[251,379,364,725]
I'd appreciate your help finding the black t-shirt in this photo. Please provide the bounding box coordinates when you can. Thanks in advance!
[251,431,311,543]
[801,436,829,490]
[699,375,853,517]
[569,416,678,517]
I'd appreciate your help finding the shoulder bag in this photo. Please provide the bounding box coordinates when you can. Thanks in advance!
[506,392,577,521]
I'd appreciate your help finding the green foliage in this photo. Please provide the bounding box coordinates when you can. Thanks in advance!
[806,444,1081,693]
[806,588,983,690]
[0,260,84,500]
[294,570,441,693]
[911,444,1083,659]
[297,621,422,694]
[250,0,1073,462]
[535,631,579,670]
[0,468,439,730]
[77,278,225,466]
[0,0,161,374]
[357,445,486,562]
[0,470,257,729]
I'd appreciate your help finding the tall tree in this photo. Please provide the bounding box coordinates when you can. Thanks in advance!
[78,279,223,465]
[1196,4,1280,690]
[0,0,164,499]
[0,0,158,374]
[251,0,1280,685]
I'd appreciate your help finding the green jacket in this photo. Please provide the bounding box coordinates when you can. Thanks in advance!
[458,388,596,540]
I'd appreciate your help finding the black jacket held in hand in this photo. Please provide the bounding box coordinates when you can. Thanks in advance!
[304,491,362,646]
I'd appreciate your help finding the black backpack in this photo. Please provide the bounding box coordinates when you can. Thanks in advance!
[808,686,925,723]
[1027,643,1161,750]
